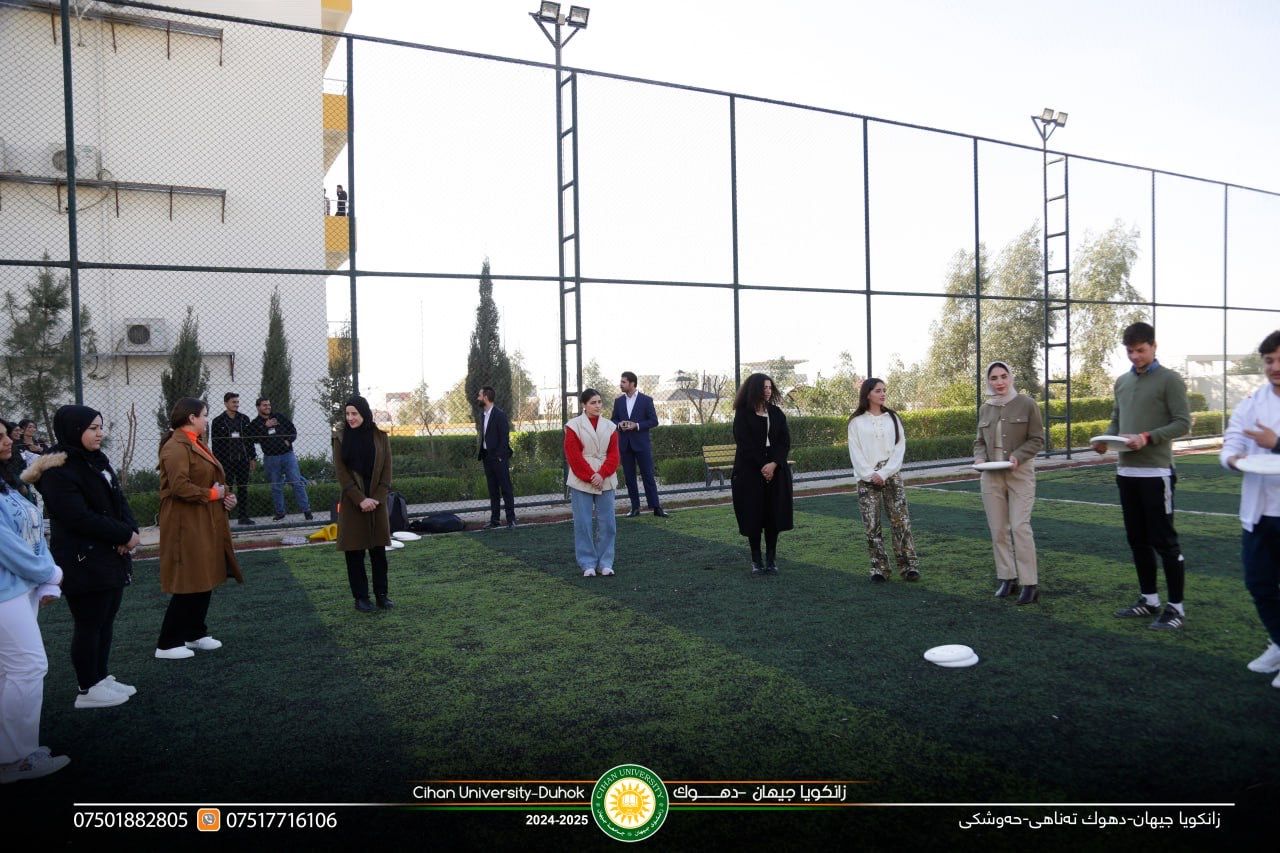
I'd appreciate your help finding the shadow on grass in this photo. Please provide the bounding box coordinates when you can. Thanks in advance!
[472,503,1280,813]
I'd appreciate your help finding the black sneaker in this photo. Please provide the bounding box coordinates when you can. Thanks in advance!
[750,562,763,575]
[1150,605,1184,631]
[870,573,887,584]
[237,517,256,526]
[272,513,286,521]
[903,569,921,582]
[1114,597,1160,618]
[764,562,778,576]
[304,512,314,521]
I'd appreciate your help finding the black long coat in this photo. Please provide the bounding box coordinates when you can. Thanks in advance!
[25,451,139,595]
[731,404,794,536]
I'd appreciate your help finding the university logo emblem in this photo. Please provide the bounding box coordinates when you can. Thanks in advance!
[591,764,669,842]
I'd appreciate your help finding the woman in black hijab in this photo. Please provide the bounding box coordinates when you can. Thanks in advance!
[332,396,394,612]
[24,405,140,708]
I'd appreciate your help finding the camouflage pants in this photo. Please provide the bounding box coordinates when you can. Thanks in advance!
[856,474,919,577]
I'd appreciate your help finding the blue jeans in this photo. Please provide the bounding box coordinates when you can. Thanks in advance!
[1244,516,1280,645]
[571,488,616,570]
[263,452,310,515]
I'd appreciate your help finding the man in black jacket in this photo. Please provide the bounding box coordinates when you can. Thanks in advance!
[476,386,516,529]
[247,397,312,521]
[210,392,257,525]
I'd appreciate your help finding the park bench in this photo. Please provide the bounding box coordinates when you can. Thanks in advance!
[702,444,736,488]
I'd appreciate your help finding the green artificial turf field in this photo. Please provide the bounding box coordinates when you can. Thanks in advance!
[11,452,1276,850]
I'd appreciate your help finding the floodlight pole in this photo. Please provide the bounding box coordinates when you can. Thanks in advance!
[1032,111,1071,457]
[532,12,584,427]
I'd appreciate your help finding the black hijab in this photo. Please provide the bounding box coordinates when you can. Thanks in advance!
[50,405,130,518]
[340,396,377,486]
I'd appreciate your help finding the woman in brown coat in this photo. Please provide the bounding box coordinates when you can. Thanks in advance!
[333,396,393,613]
[155,398,243,659]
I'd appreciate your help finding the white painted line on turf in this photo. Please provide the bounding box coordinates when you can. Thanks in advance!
[909,486,1238,518]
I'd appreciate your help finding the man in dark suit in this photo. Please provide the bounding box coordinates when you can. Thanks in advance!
[476,386,516,529]
[611,371,669,518]
[210,392,258,525]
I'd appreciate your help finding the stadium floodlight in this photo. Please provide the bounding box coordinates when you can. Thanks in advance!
[1055,111,1068,127]
[536,2,561,24]
[567,5,590,28]
[1041,108,1055,121]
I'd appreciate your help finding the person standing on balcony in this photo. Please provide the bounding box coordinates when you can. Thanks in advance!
[210,393,257,526]
[611,372,669,518]
[848,378,918,583]
[974,362,1044,604]
[1092,321,1191,630]
[335,184,347,216]
[247,398,312,522]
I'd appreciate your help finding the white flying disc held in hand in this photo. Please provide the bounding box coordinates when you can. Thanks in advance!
[924,644,975,664]
[973,461,1014,471]
[391,531,421,541]
[1090,434,1128,446]
[388,539,405,550]
[1236,454,1280,475]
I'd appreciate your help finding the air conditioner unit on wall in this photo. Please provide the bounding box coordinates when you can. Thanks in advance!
[120,319,170,352]
[48,144,102,180]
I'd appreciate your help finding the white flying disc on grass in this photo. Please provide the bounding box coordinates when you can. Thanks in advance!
[1236,454,1280,476]
[1090,434,1129,447]
[972,461,1014,472]
[924,644,978,668]
[392,531,421,542]
[388,539,405,550]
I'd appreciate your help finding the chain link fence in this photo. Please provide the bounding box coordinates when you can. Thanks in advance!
[2,0,1277,529]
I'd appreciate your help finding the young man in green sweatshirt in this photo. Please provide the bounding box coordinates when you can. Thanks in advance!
[1092,322,1192,630]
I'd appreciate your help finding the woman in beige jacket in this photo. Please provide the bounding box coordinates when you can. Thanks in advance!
[974,362,1044,604]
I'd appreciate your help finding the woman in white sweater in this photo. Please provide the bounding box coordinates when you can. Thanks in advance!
[848,378,919,582]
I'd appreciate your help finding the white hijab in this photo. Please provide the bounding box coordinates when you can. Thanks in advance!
[984,361,1018,406]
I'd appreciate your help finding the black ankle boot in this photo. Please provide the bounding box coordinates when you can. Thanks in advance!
[1015,584,1039,605]
[354,597,374,613]
[376,594,395,610]
[995,579,1019,598]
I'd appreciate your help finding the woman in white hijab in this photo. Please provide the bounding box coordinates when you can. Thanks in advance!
[974,361,1044,604]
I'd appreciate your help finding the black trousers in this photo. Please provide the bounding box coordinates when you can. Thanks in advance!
[1117,473,1185,603]
[224,459,252,519]
[345,548,388,600]
[65,587,124,689]
[482,454,515,523]
[157,591,213,650]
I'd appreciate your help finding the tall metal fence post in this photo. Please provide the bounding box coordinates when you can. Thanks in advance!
[862,119,872,377]
[59,0,84,403]
[729,95,741,387]
[973,138,982,409]
[345,35,359,395]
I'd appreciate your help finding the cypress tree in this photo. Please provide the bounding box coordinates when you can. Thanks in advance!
[259,287,293,416]
[157,306,211,431]
[464,259,512,417]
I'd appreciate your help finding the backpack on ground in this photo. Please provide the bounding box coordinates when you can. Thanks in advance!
[387,490,409,533]
[408,512,464,534]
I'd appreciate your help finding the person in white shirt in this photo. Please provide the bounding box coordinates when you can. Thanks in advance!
[1221,330,1280,688]
[848,378,919,583]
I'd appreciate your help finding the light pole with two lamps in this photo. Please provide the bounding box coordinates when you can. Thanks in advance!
[530,3,590,425]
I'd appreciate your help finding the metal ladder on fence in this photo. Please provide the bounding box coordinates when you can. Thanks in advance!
[1038,115,1072,457]
[556,67,584,423]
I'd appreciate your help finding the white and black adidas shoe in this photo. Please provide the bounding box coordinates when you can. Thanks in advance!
[1149,605,1184,631]
[1114,597,1161,618]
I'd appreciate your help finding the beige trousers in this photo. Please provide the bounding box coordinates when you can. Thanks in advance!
[980,463,1038,585]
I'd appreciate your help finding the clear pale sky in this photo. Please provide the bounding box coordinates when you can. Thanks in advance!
[323,0,1280,408]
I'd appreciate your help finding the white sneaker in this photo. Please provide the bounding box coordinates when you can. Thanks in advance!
[1247,642,1280,673]
[0,750,70,784]
[582,568,596,577]
[103,675,137,697]
[75,680,129,709]
[155,646,195,660]
[184,636,222,652]
[600,567,615,576]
